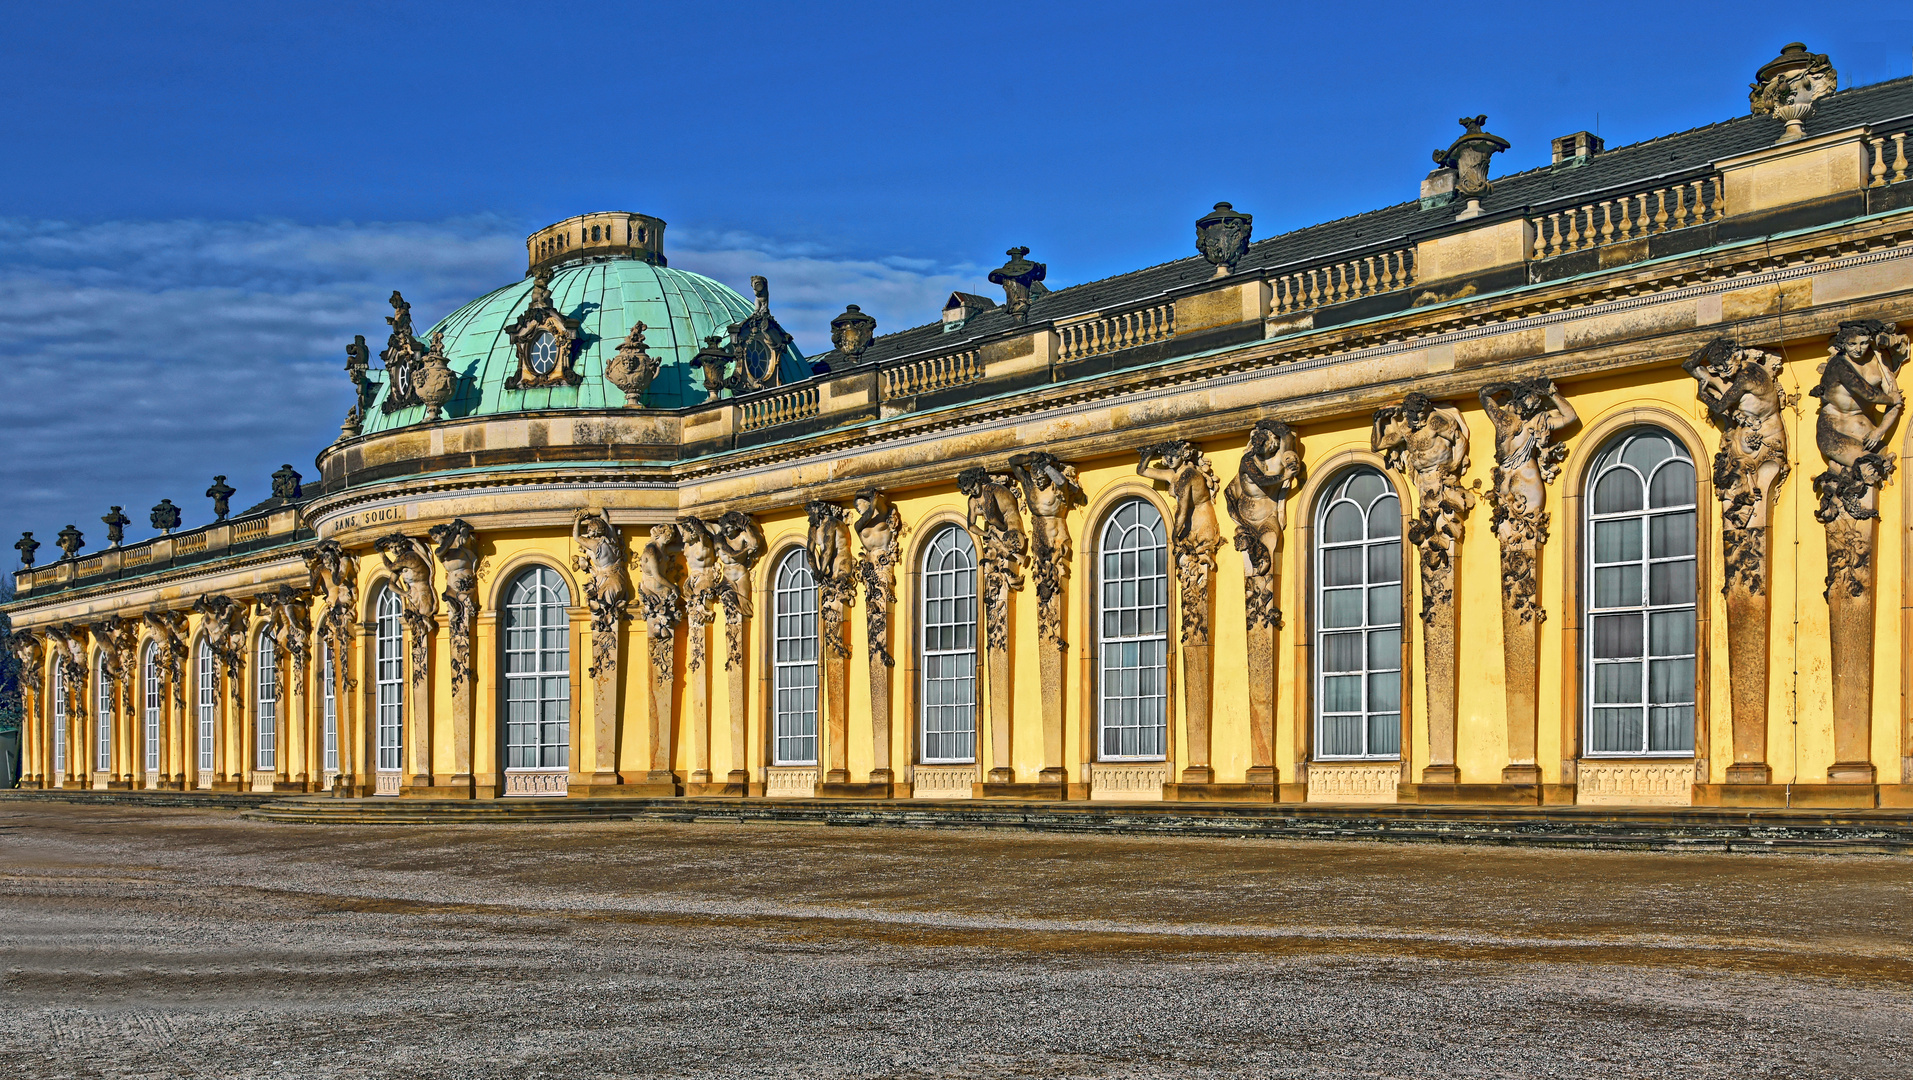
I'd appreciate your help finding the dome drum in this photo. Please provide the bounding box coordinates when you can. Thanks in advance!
[528,212,666,273]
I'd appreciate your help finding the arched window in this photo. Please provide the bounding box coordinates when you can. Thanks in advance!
[1098,498,1169,760]
[256,633,277,771]
[1585,427,1697,756]
[376,589,405,774]
[1315,468,1403,759]
[52,667,67,776]
[196,641,215,772]
[96,654,112,773]
[143,644,161,773]
[772,549,819,766]
[920,525,978,764]
[321,641,338,776]
[504,566,571,771]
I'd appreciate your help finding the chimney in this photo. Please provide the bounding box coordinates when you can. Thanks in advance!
[1550,131,1604,165]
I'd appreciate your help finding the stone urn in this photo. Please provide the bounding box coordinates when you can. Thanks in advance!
[605,322,661,408]
[415,330,457,422]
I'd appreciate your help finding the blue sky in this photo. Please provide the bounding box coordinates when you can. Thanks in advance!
[2,1,1910,558]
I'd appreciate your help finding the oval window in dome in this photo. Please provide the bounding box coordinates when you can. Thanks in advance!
[531,332,558,375]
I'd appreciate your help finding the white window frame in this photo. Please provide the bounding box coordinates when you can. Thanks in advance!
[321,641,338,775]
[504,566,571,772]
[1096,497,1170,762]
[919,525,978,765]
[376,590,404,774]
[771,549,819,767]
[197,641,216,772]
[256,633,277,771]
[1313,467,1405,761]
[1583,427,1699,758]
[95,655,112,773]
[143,644,161,773]
[53,668,67,776]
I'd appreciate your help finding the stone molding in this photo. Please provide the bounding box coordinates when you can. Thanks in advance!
[1306,762,1401,804]
[765,766,819,799]
[911,764,976,799]
[1089,762,1169,801]
[1576,761,1695,806]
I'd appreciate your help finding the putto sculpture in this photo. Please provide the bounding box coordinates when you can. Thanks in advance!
[1195,202,1254,277]
[604,322,662,408]
[830,304,877,360]
[1478,377,1577,623]
[987,247,1047,324]
[1750,42,1836,143]
[1137,441,1223,644]
[1224,420,1303,629]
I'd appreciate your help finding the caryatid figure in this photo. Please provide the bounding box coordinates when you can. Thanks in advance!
[851,487,905,664]
[1373,392,1476,614]
[1137,440,1224,643]
[1006,452,1084,646]
[712,511,766,669]
[1223,420,1303,628]
[957,466,1027,650]
[1685,340,1790,592]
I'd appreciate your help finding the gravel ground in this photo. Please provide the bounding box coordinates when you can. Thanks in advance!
[1,802,1909,1079]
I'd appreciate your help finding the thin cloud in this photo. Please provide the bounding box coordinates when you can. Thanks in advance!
[0,216,977,558]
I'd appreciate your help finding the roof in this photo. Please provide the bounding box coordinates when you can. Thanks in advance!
[362,259,808,431]
[808,75,1913,373]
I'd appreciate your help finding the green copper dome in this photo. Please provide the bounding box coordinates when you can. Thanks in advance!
[361,256,807,431]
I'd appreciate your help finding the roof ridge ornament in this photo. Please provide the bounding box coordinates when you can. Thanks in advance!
[100,507,130,548]
[1751,42,1836,144]
[1432,116,1511,221]
[504,266,584,391]
[149,499,182,535]
[1196,203,1254,278]
[988,247,1047,323]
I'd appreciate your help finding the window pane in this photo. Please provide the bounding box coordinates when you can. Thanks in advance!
[1590,707,1645,753]
[1591,614,1644,659]
[1366,671,1400,711]
[1593,519,1639,564]
[1322,632,1363,673]
[1593,661,1643,704]
[1323,547,1363,587]
[1649,560,1695,606]
[1324,503,1363,543]
[1322,674,1362,713]
[1594,469,1643,514]
[1649,459,1696,508]
[1323,588,1362,629]
[1320,715,1362,757]
[1367,584,1401,627]
[1367,715,1401,757]
[1649,609,1695,657]
[1367,628,1401,671]
[1367,542,1401,584]
[1593,565,1640,609]
[1649,511,1696,558]
[1369,497,1401,538]
[1648,706,1695,753]
[1649,658,1695,706]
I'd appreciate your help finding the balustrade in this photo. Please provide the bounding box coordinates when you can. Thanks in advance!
[1270,246,1416,316]
[1868,130,1909,188]
[738,385,820,432]
[880,348,981,397]
[1530,174,1726,259]
[1056,301,1175,361]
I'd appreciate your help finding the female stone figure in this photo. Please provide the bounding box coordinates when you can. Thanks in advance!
[1224,420,1302,629]
[638,524,684,681]
[852,488,905,664]
[958,467,1027,650]
[1812,319,1908,520]
[676,515,723,672]
[1006,453,1083,647]
[1137,440,1223,643]
[573,509,631,679]
[713,511,766,670]
[375,534,438,634]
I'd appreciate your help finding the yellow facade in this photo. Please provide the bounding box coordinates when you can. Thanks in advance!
[10,69,1913,811]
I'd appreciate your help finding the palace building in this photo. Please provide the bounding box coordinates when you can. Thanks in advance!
[8,43,1913,810]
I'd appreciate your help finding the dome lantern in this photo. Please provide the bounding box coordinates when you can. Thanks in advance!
[526,211,667,275]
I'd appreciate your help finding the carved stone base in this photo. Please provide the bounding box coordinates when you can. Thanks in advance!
[824,768,850,785]
[765,767,818,799]
[432,772,477,798]
[1500,763,1542,785]
[1725,762,1773,784]
[1088,762,1168,801]
[1829,761,1878,784]
[1162,782,1277,803]
[868,768,895,786]
[1694,783,1878,809]
[1177,765,1215,785]
[501,770,566,798]
[1307,762,1400,804]
[986,766,1015,784]
[1575,762,1692,806]
[1419,764,1460,785]
[819,781,893,799]
[912,764,976,799]
[977,780,1068,800]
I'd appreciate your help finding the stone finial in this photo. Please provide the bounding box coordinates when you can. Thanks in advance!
[100,506,131,547]
[150,499,182,534]
[205,476,235,521]
[1432,115,1511,220]
[55,524,84,560]
[605,321,662,408]
[271,464,304,500]
[829,304,877,359]
[1195,202,1254,277]
[1751,42,1836,144]
[414,329,456,421]
[14,531,38,568]
[988,247,1048,323]
[694,334,734,403]
[344,332,374,419]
